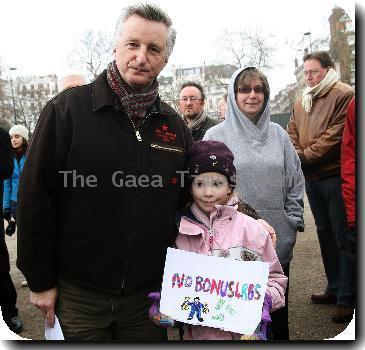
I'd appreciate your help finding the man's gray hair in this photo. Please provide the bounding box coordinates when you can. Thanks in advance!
[113,3,177,58]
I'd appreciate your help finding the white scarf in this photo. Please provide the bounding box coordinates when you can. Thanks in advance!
[301,68,339,113]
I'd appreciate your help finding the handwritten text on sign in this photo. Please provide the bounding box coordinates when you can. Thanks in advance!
[160,248,269,335]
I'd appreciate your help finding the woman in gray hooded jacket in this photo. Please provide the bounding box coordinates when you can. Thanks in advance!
[204,66,304,340]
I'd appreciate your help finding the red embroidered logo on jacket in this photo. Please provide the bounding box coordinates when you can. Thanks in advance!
[155,124,176,142]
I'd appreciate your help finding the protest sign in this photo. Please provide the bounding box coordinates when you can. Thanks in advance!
[160,248,269,335]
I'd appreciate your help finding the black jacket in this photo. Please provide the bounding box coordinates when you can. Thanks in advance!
[16,71,194,295]
[0,127,14,275]
[191,117,219,141]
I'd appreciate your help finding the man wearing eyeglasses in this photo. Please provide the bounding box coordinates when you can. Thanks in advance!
[178,81,218,141]
[287,51,354,323]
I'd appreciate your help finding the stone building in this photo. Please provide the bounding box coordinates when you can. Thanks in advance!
[270,6,354,115]
[329,6,355,88]
[0,74,59,132]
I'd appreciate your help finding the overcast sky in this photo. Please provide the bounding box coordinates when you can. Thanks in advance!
[0,0,357,97]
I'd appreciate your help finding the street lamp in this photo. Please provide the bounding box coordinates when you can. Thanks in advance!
[304,32,312,52]
[9,67,17,124]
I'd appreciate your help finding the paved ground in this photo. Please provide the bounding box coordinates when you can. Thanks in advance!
[1,195,353,341]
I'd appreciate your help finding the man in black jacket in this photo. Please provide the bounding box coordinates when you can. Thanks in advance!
[178,81,218,141]
[0,127,22,334]
[16,4,193,341]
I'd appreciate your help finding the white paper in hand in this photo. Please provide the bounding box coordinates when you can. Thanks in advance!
[45,315,64,340]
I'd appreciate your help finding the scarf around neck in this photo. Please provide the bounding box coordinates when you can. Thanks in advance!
[301,68,339,113]
[106,60,159,119]
[184,110,207,132]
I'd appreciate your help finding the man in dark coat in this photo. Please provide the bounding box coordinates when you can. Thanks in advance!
[16,3,193,341]
[0,127,22,334]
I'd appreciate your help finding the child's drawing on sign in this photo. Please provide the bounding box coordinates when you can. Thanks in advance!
[181,296,209,322]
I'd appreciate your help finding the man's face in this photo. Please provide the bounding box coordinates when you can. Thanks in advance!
[303,59,329,88]
[178,86,205,122]
[113,15,168,92]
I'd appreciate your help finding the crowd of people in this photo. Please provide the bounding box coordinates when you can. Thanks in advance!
[0,2,356,342]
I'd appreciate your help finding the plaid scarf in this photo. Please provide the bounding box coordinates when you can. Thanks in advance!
[107,60,159,120]
[184,110,207,132]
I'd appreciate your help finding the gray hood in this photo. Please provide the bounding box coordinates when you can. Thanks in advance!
[224,66,271,142]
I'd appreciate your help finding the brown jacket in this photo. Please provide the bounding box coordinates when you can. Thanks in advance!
[287,81,354,181]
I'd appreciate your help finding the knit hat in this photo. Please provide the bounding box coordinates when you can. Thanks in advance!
[186,140,236,187]
[9,125,29,142]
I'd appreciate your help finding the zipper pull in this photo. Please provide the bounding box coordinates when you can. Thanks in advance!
[209,229,213,248]
[135,130,142,142]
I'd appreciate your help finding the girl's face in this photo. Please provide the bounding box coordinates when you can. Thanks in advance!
[191,172,232,217]
[10,134,24,149]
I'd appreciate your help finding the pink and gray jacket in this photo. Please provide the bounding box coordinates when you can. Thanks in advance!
[175,196,287,340]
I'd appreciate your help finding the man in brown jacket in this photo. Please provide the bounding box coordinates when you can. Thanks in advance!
[287,51,354,323]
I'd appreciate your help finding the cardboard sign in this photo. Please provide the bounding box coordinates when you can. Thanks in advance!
[160,248,269,335]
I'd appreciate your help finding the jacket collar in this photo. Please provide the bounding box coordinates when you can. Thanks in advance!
[92,69,173,117]
[92,70,114,111]
[179,195,239,236]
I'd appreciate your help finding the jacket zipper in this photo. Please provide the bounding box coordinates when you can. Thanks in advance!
[115,106,157,290]
[127,112,157,142]
[151,143,184,154]
[181,216,214,250]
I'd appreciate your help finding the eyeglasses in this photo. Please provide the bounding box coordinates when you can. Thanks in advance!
[303,70,320,77]
[237,86,265,94]
[178,96,203,102]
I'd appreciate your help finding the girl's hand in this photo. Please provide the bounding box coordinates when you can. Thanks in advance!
[148,292,175,328]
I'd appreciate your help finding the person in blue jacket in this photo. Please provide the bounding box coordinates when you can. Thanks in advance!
[3,124,28,223]
[3,125,29,290]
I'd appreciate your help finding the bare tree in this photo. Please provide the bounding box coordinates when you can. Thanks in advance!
[216,28,274,69]
[0,75,56,132]
[8,78,44,131]
[158,76,180,111]
[69,30,113,81]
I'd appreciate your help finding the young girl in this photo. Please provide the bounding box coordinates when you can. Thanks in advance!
[150,140,287,340]
[3,124,29,287]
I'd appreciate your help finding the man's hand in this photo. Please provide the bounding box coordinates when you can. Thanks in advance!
[30,287,58,327]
